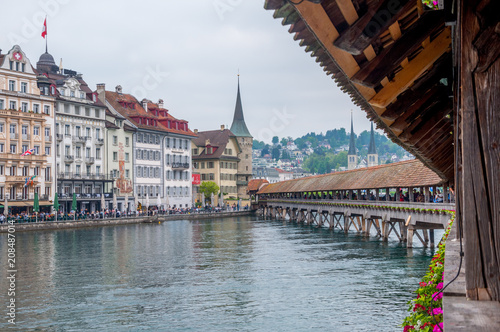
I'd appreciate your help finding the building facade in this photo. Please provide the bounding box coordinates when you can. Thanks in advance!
[36,50,112,213]
[0,45,56,215]
[102,98,136,212]
[102,85,195,210]
[192,127,241,204]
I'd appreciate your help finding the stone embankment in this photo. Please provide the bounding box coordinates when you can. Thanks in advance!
[0,211,255,233]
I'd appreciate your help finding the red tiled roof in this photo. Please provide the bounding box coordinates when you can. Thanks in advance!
[248,179,269,192]
[105,91,196,137]
[258,159,443,194]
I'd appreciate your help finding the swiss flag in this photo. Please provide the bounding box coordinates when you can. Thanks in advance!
[41,18,47,39]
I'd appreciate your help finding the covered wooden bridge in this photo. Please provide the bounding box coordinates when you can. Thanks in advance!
[256,159,453,247]
[264,0,500,325]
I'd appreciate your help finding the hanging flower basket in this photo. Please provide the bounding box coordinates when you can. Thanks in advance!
[422,0,444,10]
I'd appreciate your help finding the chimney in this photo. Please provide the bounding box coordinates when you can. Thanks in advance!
[158,99,164,108]
[194,129,198,134]
[141,98,148,112]
[115,85,122,94]
[220,124,225,131]
[96,83,106,103]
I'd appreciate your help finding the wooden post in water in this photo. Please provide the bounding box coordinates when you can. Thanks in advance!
[429,229,435,248]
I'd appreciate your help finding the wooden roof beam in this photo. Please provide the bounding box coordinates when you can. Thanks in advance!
[292,1,362,78]
[333,0,414,55]
[368,28,451,108]
[352,11,445,88]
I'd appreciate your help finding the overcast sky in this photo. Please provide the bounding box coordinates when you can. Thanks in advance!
[1,0,380,143]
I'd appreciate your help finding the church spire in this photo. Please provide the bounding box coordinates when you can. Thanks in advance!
[229,75,252,137]
[368,122,377,155]
[348,111,356,155]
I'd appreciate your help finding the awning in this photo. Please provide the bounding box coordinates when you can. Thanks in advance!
[6,201,52,207]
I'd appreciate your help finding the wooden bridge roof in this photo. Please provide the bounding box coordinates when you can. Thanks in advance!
[257,159,443,194]
[263,0,454,181]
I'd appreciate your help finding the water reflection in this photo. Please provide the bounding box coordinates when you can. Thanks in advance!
[0,216,434,331]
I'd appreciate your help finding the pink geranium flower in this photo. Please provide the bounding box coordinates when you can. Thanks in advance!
[436,282,443,290]
[433,292,443,300]
[432,307,443,315]
[433,322,443,331]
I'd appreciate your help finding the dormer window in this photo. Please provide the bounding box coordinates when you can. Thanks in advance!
[92,93,97,102]
[80,92,85,99]
[70,90,75,97]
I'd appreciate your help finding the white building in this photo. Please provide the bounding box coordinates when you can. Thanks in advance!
[104,86,196,210]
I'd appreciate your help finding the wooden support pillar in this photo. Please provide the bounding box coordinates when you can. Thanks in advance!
[429,229,435,248]
[382,221,389,242]
[395,189,400,202]
[424,186,430,203]
[409,186,414,202]
[375,189,379,201]
[344,215,350,233]
[407,228,414,248]
[318,212,323,226]
[423,229,429,247]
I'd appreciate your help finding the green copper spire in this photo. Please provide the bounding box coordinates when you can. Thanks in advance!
[230,76,252,137]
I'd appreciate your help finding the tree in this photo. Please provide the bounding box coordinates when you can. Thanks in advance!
[272,136,279,145]
[199,181,219,202]
[253,139,266,149]
[261,145,270,157]
[271,147,281,160]
[280,137,288,146]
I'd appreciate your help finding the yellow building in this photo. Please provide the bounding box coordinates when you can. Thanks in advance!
[192,126,241,204]
[0,45,56,215]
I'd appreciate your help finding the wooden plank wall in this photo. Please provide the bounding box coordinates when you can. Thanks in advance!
[458,0,500,301]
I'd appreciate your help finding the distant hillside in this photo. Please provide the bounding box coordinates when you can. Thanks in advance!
[253,127,408,174]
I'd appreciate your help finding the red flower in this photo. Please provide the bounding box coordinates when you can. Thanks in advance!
[404,325,414,332]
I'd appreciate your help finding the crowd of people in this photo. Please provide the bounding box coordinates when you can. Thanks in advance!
[0,203,250,224]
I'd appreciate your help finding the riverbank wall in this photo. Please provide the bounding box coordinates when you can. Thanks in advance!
[0,211,255,233]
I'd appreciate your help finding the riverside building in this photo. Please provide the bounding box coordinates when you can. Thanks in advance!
[0,45,56,215]
[35,49,111,213]
[101,85,196,209]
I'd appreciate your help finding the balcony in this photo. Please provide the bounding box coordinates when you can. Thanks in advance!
[85,157,95,164]
[95,138,104,145]
[64,155,74,162]
[64,133,71,138]
[56,133,63,141]
[0,152,47,162]
[22,134,31,140]
[10,133,19,139]
[171,162,190,169]
[57,192,113,199]
[57,173,115,181]
[72,136,86,143]
[236,180,248,186]
[0,109,47,120]
[45,135,52,142]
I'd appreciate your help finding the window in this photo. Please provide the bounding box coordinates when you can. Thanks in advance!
[65,145,70,156]
[45,146,50,155]
[33,126,40,136]
[86,127,90,138]
[75,165,80,176]
[34,146,40,155]
[125,153,129,162]
[21,82,27,93]
[75,126,80,136]
[113,152,118,161]
[96,148,101,159]
[65,125,70,135]
[113,136,117,145]
[86,147,91,158]
[23,166,29,176]
[125,169,130,178]
[75,146,81,158]
[33,104,40,113]
[86,165,91,176]
[95,109,100,117]
[21,102,28,112]
[192,148,198,155]
[80,92,85,99]
[70,90,75,98]
[9,80,15,91]
[10,144,16,154]
[95,128,100,139]
[208,162,214,168]
[96,166,100,175]
[166,137,170,147]
[125,137,129,146]
[45,127,50,137]
[0,143,3,153]
[9,101,16,110]
[0,100,4,110]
